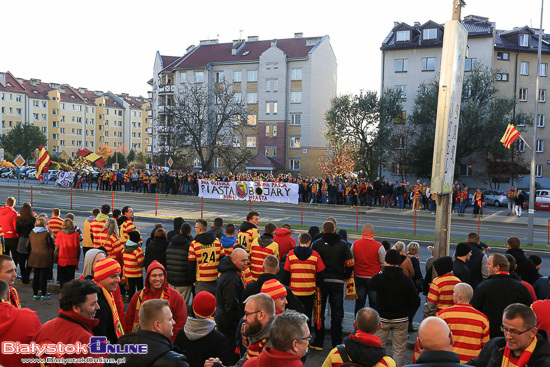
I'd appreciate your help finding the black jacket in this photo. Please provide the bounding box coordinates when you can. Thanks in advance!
[215,256,244,328]
[468,330,550,367]
[341,335,391,367]
[92,289,119,344]
[507,248,540,285]
[370,266,420,320]
[470,273,533,338]
[240,273,305,315]
[107,330,189,367]
[533,276,550,300]
[465,242,486,289]
[166,233,193,287]
[145,237,169,270]
[453,259,472,286]
[405,350,468,367]
[312,233,354,281]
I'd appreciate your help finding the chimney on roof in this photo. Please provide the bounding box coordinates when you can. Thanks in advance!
[49,83,60,89]
[232,39,245,55]
[294,32,303,38]
[271,39,276,46]
[16,78,24,85]
[94,90,103,96]
[30,78,41,86]
[247,36,259,42]
[0,72,5,87]
[199,39,219,45]
[394,21,400,28]
[186,44,196,53]
[78,87,86,93]
[414,22,421,26]
[463,15,489,23]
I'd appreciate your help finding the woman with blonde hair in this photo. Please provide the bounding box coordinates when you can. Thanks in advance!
[102,218,123,264]
[392,241,414,277]
[55,218,81,288]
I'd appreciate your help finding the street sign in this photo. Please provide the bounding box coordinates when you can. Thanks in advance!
[14,154,26,168]
[0,148,4,161]
[168,157,173,167]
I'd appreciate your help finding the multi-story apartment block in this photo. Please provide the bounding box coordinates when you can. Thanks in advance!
[381,15,550,187]
[0,71,150,159]
[151,33,337,176]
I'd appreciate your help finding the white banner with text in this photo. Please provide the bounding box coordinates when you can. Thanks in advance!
[56,171,76,188]
[198,180,298,204]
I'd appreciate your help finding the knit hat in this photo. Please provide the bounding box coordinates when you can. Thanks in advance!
[193,291,216,319]
[433,256,453,277]
[529,255,542,267]
[455,243,471,257]
[128,231,141,243]
[385,249,402,266]
[94,258,121,281]
[261,279,287,300]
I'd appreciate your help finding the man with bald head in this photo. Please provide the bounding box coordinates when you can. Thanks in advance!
[215,247,248,363]
[352,223,385,313]
[404,317,467,367]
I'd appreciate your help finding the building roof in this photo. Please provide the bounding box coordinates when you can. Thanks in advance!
[246,153,284,170]
[60,85,86,103]
[118,94,148,109]
[21,79,51,100]
[495,27,550,53]
[162,36,324,72]
[0,71,27,93]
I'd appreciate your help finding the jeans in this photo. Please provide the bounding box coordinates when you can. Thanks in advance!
[508,201,516,215]
[377,320,409,367]
[313,282,344,348]
[354,276,376,314]
[397,195,404,209]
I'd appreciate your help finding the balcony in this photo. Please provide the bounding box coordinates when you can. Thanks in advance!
[158,85,175,94]
[146,128,153,134]
[148,110,153,118]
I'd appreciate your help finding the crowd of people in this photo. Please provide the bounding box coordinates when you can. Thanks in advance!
[0,195,549,367]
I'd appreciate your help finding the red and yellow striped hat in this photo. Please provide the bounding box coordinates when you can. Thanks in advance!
[261,279,287,300]
[94,258,121,281]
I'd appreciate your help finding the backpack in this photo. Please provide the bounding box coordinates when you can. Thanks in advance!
[336,344,363,367]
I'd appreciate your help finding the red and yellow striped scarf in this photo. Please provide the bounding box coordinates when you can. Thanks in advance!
[502,336,537,367]
[246,337,268,359]
[95,282,124,338]
[131,286,170,332]
[10,287,21,308]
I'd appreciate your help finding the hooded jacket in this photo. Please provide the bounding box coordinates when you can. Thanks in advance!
[0,205,18,238]
[281,246,325,296]
[107,330,189,367]
[167,217,185,242]
[174,317,231,367]
[220,236,237,256]
[189,232,223,283]
[370,266,420,320]
[166,233,193,286]
[55,229,81,266]
[273,228,296,258]
[145,237,169,270]
[312,232,354,281]
[237,221,259,251]
[126,261,187,342]
[215,256,244,328]
[250,233,279,280]
[242,347,303,367]
[323,330,395,367]
[28,228,55,268]
[0,302,41,367]
[507,248,540,285]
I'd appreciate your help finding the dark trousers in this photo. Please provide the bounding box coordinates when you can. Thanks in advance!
[127,277,143,300]
[33,267,49,296]
[19,253,31,283]
[58,265,76,289]
[313,282,344,348]
[218,325,238,365]
[4,238,19,266]
[354,276,377,314]
[297,294,315,329]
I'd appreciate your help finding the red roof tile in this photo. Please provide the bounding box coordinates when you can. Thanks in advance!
[21,80,51,99]
[60,85,86,103]
[0,72,27,93]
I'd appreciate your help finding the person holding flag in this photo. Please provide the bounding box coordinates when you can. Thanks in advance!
[35,144,51,185]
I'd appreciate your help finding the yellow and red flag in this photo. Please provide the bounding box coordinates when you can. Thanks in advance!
[36,144,51,177]
[500,124,521,149]
[76,149,105,167]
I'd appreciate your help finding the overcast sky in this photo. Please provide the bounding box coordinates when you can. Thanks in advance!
[1,0,547,98]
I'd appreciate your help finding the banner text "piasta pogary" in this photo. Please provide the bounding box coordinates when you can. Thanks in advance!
[198,180,299,204]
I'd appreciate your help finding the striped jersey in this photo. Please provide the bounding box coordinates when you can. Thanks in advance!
[237,227,259,253]
[249,239,279,281]
[437,304,490,363]
[123,247,145,278]
[48,217,64,239]
[240,266,254,286]
[284,248,325,296]
[188,238,223,282]
[104,234,123,259]
[90,218,108,248]
[120,219,137,243]
[427,273,461,312]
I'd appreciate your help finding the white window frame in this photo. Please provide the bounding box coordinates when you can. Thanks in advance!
[193,156,201,168]
[290,114,301,126]
[194,72,204,83]
[233,71,241,83]
[423,28,437,40]
[289,159,300,171]
[521,62,529,76]
[422,57,436,71]
[291,69,302,81]
[247,70,258,82]
[536,139,545,153]
[233,136,241,148]
[394,85,407,99]
[246,136,257,148]
[248,114,257,126]
[541,64,548,77]
[538,114,546,127]
[215,71,224,83]
[496,73,510,82]
[290,136,301,148]
[247,92,257,104]
[517,139,525,152]
[536,164,543,177]
[464,58,477,72]
[539,89,547,102]
[497,52,510,60]
[519,34,529,47]
[291,91,302,104]
[180,72,187,84]
[519,88,528,102]
[396,30,410,42]
[395,59,408,72]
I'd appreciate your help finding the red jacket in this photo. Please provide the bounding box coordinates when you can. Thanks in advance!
[0,205,18,238]
[0,302,42,367]
[55,230,80,266]
[126,260,187,342]
[273,228,296,259]
[33,309,104,366]
[243,347,303,367]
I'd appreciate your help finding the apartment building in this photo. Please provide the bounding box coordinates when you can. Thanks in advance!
[0,71,150,158]
[381,15,550,187]
[151,33,337,176]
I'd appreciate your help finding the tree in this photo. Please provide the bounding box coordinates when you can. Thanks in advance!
[408,65,523,184]
[97,144,114,161]
[319,145,357,178]
[0,123,47,162]
[324,90,402,178]
[127,149,136,162]
[164,81,249,171]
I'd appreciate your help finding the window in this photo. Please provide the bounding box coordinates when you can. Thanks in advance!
[540,89,547,102]
[194,72,204,83]
[52,134,59,140]
[423,28,437,40]
[289,159,300,171]
[246,136,257,148]
[193,156,201,168]
[60,140,65,147]
[42,127,47,133]
[99,125,104,131]
[394,85,407,99]
[458,164,473,177]
[266,125,278,137]
[497,52,510,60]
[537,139,544,152]
[266,102,278,114]
[536,165,543,177]
[105,131,109,137]
[496,73,510,81]
[248,114,257,126]
[464,58,477,72]
[33,100,39,107]
[180,72,186,84]
[290,114,301,126]
[396,30,410,42]
[42,114,47,121]
[16,95,21,102]
[266,79,278,92]
[247,92,257,104]
[42,101,47,108]
[60,128,65,134]
[395,59,408,72]
[538,114,546,127]
[290,136,301,148]
[519,88,528,101]
[233,71,241,83]
[53,121,59,127]
[33,113,39,120]
[53,109,59,115]
[518,139,525,152]
[233,136,241,148]
[422,57,436,71]
[247,70,258,82]
[521,62,529,75]
[541,64,548,77]
[291,91,302,104]
[519,34,529,47]
[266,102,270,114]
[215,72,224,83]
[265,146,277,157]
[394,111,407,124]
[291,69,302,81]
[234,92,242,103]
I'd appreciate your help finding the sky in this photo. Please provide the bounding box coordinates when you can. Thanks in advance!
[1,0,548,98]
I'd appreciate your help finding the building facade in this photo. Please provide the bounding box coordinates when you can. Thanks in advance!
[151,33,337,176]
[0,71,151,159]
[381,15,550,187]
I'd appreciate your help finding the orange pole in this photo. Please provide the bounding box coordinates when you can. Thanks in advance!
[414,210,417,235]
[112,191,114,209]
[478,214,481,235]
[31,186,33,206]
[249,199,252,212]
[301,203,303,226]
[155,194,158,216]
[201,197,203,219]
[70,188,73,210]
[356,206,359,230]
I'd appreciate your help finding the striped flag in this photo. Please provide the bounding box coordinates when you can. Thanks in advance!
[76,149,105,167]
[35,144,51,177]
[500,124,521,149]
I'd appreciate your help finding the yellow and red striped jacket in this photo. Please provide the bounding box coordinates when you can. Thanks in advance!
[120,219,137,244]
[188,237,223,282]
[322,331,396,367]
[284,248,325,296]
[427,273,461,312]
[104,234,123,260]
[48,216,64,240]
[90,217,108,248]
[123,247,145,278]
[249,238,279,281]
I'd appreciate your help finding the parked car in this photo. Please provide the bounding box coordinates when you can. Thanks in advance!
[482,190,509,207]
[524,190,550,210]
[19,166,34,178]
[0,168,14,178]
[48,170,60,180]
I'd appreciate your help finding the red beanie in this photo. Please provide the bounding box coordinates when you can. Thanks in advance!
[261,279,287,300]
[193,291,216,319]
